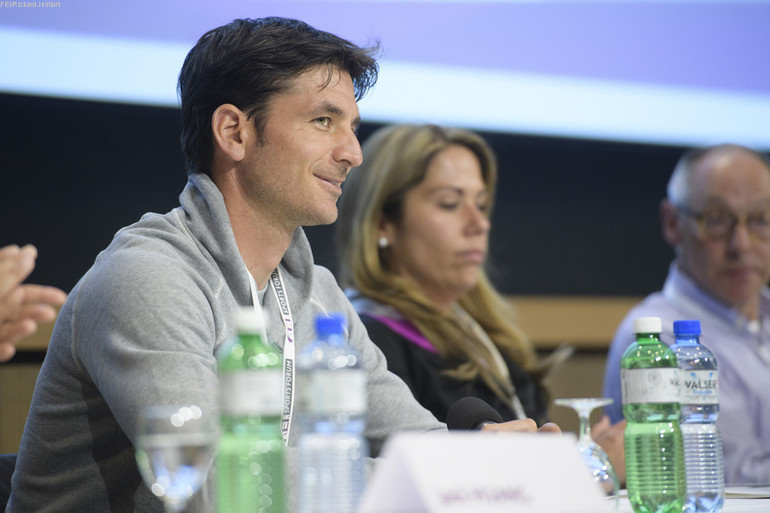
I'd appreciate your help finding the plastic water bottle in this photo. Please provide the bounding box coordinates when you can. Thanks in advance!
[296,312,368,513]
[671,319,724,513]
[621,316,686,513]
[217,306,286,513]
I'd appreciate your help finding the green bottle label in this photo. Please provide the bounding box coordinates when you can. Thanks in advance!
[621,368,680,404]
[219,370,283,415]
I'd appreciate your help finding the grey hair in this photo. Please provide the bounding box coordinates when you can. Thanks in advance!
[667,143,770,205]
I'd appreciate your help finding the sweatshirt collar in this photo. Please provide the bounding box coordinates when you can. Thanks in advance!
[179,172,316,307]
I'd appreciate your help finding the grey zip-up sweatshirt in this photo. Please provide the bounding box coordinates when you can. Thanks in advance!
[8,173,444,512]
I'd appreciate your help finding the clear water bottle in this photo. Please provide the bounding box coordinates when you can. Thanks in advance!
[671,319,724,513]
[296,312,368,513]
[217,306,286,513]
[621,316,686,513]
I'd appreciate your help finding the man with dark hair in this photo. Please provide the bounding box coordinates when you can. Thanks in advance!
[603,143,770,485]
[8,17,553,512]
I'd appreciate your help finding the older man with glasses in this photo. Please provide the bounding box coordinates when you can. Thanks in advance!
[603,144,770,486]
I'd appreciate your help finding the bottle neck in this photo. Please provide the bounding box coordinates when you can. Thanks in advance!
[319,333,345,347]
[673,334,700,346]
[634,332,662,344]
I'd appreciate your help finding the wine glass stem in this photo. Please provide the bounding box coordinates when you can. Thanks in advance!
[578,410,592,444]
[165,502,185,513]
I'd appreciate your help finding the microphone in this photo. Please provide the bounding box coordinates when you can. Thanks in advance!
[446,397,504,430]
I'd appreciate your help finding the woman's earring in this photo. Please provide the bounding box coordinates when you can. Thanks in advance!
[378,236,388,249]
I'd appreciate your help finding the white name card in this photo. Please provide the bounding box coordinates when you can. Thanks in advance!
[359,431,613,513]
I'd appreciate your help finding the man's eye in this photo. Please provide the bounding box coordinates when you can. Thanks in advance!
[749,212,770,226]
[704,212,731,225]
[439,203,459,210]
[315,117,331,127]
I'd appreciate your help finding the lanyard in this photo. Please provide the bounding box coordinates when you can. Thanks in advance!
[247,267,296,446]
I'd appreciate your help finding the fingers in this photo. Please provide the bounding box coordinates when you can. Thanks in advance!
[0,245,37,298]
[480,418,562,434]
[0,291,62,346]
[0,318,37,349]
[0,299,60,355]
[593,417,627,448]
[0,245,63,361]
[481,419,548,433]
[20,284,67,308]
[0,285,66,324]
[592,418,627,486]
[480,419,536,433]
[15,302,61,323]
[591,415,611,440]
[0,342,17,363]
[538,422,562,434]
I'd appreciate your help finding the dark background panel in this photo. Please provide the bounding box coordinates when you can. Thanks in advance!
[1,94,188,292]
[0,93,680,296]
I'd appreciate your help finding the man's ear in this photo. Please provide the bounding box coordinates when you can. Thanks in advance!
[661,198,683,247]
[211,104,249,163]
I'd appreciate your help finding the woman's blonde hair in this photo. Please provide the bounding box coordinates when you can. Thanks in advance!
[337,124,540,404]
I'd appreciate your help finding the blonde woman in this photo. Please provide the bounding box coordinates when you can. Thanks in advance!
[337,124,549,424]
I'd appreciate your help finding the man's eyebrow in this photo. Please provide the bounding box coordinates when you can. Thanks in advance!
[700,197,731,208]
[313,101,343,117]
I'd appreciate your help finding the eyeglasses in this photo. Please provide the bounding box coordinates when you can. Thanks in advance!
[676,204,770,241]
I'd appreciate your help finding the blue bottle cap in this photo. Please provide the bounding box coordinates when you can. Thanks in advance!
[315,312,347,337]
[673,319,701,336]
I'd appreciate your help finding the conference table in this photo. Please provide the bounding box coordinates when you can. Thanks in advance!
[615,487,770,513]
[617,499,770,512]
